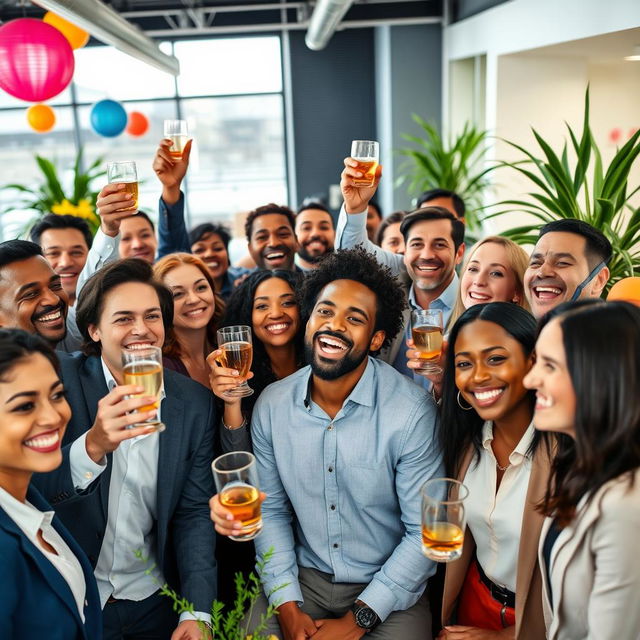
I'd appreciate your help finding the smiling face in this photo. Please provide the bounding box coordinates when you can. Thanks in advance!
[524,231,609,318]
[251,277,300,348]
[0,353,70,488]
[0,256,68,345]
[119,216,158,264]
[88,281,165,382]
[460,241,520,308]
[40,228,89,303]
[295,209,335,265]
[304,279,384,381]
[161,263,215,333]
[190,232,230,282]
[248,213,298,270]
[380,222,405,254]
[523,318,576,438]
[403,219,464,295]
[454,319,533,425]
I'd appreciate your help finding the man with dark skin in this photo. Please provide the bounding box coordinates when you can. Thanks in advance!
[245,204,299,271]
[294,202,335,270]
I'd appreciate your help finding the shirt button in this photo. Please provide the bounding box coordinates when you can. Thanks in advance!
[333,543,339,549]
[330,505,336,510]
[327,424,333,431]
[84,471,93,479]
[328,466,333,473]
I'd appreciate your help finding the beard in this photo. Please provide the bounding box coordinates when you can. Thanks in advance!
[304,330,369,381]
[297,240,332,265]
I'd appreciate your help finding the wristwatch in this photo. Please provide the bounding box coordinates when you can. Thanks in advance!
[352,601,380,632]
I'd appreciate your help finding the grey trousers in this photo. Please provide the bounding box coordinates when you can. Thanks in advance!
[245,566,432,639]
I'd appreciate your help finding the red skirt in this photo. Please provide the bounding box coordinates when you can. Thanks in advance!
[457,561,516,630]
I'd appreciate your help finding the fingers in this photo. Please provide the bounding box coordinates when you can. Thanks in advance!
[181,138,193,162]
[209,492,266,536]
[96,185,136,216]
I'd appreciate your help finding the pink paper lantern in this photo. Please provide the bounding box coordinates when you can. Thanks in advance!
[0,18,75,103]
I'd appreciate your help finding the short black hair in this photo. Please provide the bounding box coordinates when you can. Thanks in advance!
[416,188,466,218]
[300,247,407,350]
[244,204,295,241]
[30,214,93,249]
[124,211,155,233]
[368,200,382,219]
[375,210,406,246]
[400,207,465,252]
[76,258,173,356]
[297,201,331,216]
[538,218,612,269]
[0,240,43,272]
[188,223,231,251]
[0,328,59,381]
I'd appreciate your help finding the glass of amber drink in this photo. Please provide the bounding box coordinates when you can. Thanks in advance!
[411,309,444,375]
[164,119,189,159]
[107,161,138,211]
[213,452,262,541]
[216,325,254,398]
[121,346,165,433]
[421,478,468,562]
[350,140,379,187]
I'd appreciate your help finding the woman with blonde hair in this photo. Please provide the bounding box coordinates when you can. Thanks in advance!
[154,252,224,387]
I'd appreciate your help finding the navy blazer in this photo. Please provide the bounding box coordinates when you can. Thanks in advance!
[0,485,102,640]
[32,352,218,613]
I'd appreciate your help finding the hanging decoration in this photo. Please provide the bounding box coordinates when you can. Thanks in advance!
[0,18,74,102]
[27,103,56,133]
[43,11,89,50]
[90,99,127,137]
[126,111,150,137]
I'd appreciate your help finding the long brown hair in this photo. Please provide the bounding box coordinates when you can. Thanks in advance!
[153,253,225,360]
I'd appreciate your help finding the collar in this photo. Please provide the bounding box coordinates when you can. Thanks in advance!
[481,420,535,466]
[408,272,459,311]
[0,486,54,538]
[100,357,118,391]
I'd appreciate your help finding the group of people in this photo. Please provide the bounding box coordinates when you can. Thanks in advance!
[0,138,638,640]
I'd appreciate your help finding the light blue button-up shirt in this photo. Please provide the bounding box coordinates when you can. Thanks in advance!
[252,357,443,621]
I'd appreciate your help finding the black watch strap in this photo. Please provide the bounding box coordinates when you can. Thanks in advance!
[352,602,380,631]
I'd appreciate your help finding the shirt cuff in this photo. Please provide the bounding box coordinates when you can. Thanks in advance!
[91,227,119,257]
[357,578,399,623]
[265,576,303,609]
[69,433,107,490]
[179,610,211,625]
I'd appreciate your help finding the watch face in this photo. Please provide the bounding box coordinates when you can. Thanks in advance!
[355,607,379,629]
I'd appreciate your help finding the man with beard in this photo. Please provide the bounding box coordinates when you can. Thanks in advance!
[294,202,335,270]
[524,218,611,318]
[244,203,299,271]
[213,248,442,639]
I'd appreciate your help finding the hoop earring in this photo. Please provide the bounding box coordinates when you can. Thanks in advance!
[457,390,473,411]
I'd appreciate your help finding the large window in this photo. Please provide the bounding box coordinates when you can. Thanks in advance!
[0,36,287,240]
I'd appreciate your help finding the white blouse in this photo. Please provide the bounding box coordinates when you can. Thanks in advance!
[0,486,87,621]
[462,421,534,593]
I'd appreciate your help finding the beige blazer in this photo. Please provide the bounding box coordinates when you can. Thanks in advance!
[539,468,640,640]
[441,442,551,640]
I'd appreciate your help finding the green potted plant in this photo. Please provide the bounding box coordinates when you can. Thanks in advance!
[487,89,640,287]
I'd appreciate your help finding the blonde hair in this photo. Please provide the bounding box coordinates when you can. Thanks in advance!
[153,252,225,359]
[448,236,530,330]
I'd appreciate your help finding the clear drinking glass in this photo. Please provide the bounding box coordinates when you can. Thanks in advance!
[107,161,138,211]
[421,477,469,562]
[350,140,379,187]
[121,345,165,433]
[216,325,254,398]
[411,308,444,374]
[164,119,188,159]
[212,451,262,541]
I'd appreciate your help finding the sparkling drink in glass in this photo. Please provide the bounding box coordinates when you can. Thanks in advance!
[351,140,379,187]
[216,325,254,398]
[411,309,444,374]
[164,119,188,159]
[107,161,138,211]
[213,451,262,541]
[121,345,165,432]
[421,477,469,562]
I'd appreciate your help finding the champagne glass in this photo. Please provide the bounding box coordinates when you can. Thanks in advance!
[350,140,379,187]
[216,325,254,398]
[107,161,138,211]
[421,478,469,562]
[164,119,188,159]
[411,309,444,374]
[212,451,262,542]
[121,345,165,433]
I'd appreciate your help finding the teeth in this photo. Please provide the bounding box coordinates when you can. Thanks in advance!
[186,309,205,316]
[24,432,59,449]
[416,265,438,271]
[206,261,220,269]
[473,388,504,401]
[125,343,152,350]
[535,286,562,294]
[266,253,285,260]
[469,292,491,300]
[38,310,62,322]
[319,337,347,351]
[59,273,76,277]
[266,323,289,332]
[537,394,553,408]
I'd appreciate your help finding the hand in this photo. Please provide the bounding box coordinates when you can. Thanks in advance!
[209,492,266,536]
[438,625,515,640]
[405,338,447,394]
[153,138,193,204]
[96,183,137,236]
[171,619,211,640]
[84,385,159,463]
[313,612,365,640]
[206,349,254,404]
[340,157,382,214]
[277,601,317,640]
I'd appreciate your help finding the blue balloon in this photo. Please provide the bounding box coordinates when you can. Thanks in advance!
[90,99,127,137]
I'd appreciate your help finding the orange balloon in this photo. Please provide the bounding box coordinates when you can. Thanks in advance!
[126,111,150,137]
[27,104,56,133]
[43,11,89,50]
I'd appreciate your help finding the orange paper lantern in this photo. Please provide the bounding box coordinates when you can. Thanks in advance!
[27,103,56,132]
[126,111,150,137]
[43,11,89,50]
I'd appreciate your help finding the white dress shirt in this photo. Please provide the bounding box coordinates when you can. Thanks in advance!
[0,486,87,621]
[463,421,534,592]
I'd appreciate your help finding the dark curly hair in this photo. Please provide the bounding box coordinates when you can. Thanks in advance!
[300,247,407,350]
[244,204,296,241]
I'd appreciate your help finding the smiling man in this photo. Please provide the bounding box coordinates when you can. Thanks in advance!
[294,202,335,270]
[525,219,611,318]
[245,203,299,271]
[230,248,442,640]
